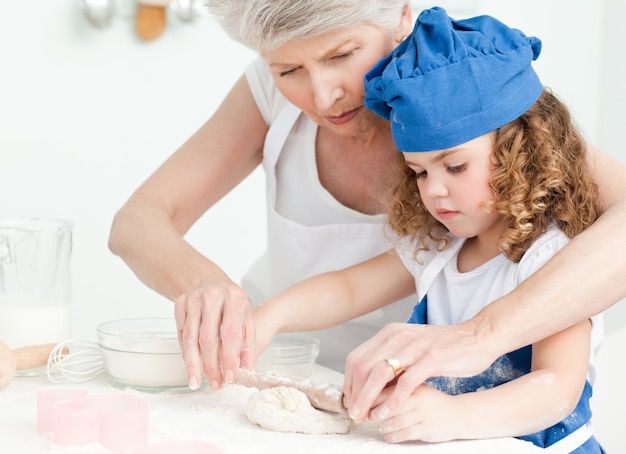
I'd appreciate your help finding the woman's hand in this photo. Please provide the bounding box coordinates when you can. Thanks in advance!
[342,321,499,422]
[174,280,255,391]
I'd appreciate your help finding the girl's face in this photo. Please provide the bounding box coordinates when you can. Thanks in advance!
[262,13,411,138]
[402,134,503,240]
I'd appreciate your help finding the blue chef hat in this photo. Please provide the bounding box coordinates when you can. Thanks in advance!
[364,7,543,152]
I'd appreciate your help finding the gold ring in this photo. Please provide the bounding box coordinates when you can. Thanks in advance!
[384,356,404,377]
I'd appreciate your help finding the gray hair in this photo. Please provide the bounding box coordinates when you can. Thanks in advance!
[205,0,409,51]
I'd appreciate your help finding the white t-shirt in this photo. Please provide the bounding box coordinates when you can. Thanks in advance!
[396,225,603,382]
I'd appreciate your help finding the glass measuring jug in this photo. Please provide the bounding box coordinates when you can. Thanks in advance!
[0,218,73,359]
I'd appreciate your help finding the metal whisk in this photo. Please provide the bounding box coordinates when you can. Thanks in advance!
[47,339,105,384]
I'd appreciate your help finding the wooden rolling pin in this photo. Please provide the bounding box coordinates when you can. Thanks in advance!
[235,368,347,415]
[0,342,61,390]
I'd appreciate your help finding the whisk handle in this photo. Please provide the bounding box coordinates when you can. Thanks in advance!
[13,343,64,370]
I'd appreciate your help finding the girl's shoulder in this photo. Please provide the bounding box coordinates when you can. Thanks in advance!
[523,225,569,258]
[394,231,460,273]
[516,224,570,281]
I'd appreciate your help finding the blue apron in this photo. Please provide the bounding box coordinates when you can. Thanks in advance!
[409,297,604,453]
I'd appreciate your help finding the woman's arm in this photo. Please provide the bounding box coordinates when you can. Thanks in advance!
[108,75,268,391]
[481,143,626,354]
[254,251,415,355]
[376,320,592,443]
[344,143,626,421]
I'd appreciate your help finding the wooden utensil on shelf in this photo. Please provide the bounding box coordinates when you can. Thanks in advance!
[235,368,347,414]
[135,0,168,41]
[0,342,61,390]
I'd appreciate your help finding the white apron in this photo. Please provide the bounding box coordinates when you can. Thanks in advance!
[242,103,417,371]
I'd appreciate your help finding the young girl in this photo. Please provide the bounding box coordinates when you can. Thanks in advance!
[253,7,604,453]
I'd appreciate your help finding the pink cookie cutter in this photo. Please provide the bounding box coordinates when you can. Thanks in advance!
[37,390,149,452]
[135,441,225,453]
[36,389,88,433]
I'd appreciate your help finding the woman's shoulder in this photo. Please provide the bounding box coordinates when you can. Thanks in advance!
[245,57,290,125]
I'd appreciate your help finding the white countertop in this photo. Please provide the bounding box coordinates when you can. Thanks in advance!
[0,364,547,454]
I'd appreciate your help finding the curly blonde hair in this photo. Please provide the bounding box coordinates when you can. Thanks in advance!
[384,89,602,263]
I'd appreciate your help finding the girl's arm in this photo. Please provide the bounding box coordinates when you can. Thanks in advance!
[253,250,415,354]
[378,319,592,443]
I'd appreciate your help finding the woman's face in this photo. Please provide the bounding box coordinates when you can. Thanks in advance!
[262,20,410,137]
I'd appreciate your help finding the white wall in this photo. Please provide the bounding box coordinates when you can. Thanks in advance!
[1,0,624,341]
[1,1,261,339]
[597,0,626,333]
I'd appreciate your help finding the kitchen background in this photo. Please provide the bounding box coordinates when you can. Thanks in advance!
[2,0,625,342]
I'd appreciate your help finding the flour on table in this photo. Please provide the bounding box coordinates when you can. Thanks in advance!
[246,386,352,435]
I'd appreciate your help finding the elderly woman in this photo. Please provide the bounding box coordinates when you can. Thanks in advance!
[108,0,626,418]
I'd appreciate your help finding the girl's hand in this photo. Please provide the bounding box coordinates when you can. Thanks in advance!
[375,383,461,443]
[174,280,255,391]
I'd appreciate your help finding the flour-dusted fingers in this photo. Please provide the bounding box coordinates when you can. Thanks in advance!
[354,321,503,419]
[238,315,257,371]
[369,368,424,421]
[368,380,395,408]
[212,285,253,383]
[193,283,237,390]
[173,281,255,390]
[344,321,466,421]
[348,356,406,422]
[174,288,206,390]
[343,324,393,404]
[343,323,409,422]
[377,384,459,444]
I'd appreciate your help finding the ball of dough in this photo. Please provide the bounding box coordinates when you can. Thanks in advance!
[246,386,352,435]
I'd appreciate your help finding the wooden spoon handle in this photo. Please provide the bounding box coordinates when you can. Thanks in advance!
[0,341,16,390]
[235,369,347,414]
[135,0,168,40]
[12,343,59,370]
